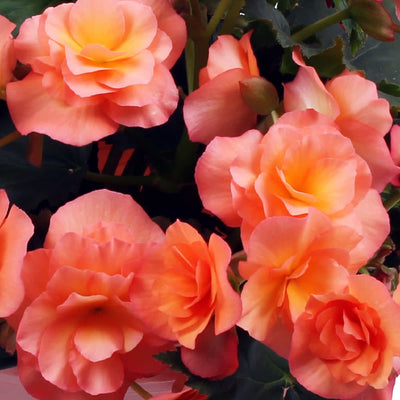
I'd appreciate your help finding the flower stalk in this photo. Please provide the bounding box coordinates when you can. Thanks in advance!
[290,7,351,43]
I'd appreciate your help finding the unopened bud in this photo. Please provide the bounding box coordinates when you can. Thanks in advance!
[239,76,279,115]
[349,0,395,42]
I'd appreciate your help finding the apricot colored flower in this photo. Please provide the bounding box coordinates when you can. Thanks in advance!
[238,209,357,358]
[6,0,186,146]
[0,15,16,94]
[195,109,390,266]
[183,31,260,144]
[289,274,400,399]
[0,189,33,317]
[12,190,172,400]
[284,48,397,191]
[130,220,242,350]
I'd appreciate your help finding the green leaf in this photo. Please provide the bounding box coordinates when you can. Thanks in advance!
[0,103,90,211]
[243,0,294,49]
[156,329,337,400]
[378,79,400,97]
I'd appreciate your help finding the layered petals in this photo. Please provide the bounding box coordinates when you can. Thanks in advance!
[289,274,400,399]
[7,0,186,145]
[11,189,172,399]
[284,48,396,191]
[238,209,357,358]
[131,220,242,351]
[196,109,389,264]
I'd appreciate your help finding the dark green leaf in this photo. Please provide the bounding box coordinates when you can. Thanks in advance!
[378,79,400,97]
[156,330,336,400]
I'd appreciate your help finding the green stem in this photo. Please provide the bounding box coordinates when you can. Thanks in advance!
[0,130,21,149]
[187,0,202,21]
[395,24,400,34]
[220,0,245,35]
[206,0,232,38]
[171,130,199,183]
[85,171,157,187]
[384,188,400,210]
[271,110,279,124]
[290,7,351,43]
[130,382,152,400]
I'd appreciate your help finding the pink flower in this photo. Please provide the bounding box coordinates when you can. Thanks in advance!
[183,31,261,144]
[289,274,400,399]
[195,109,390,267]
[6,0,186,146]
[11,190,173,400]
[284,48,397,191]
[238,209,357,358]
[0,189,33,317]
[0,15,16,94]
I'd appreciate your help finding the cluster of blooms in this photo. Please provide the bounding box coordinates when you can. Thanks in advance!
[0,0,400,400]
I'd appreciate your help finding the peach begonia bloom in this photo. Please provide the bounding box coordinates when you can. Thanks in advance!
[0,189,33,317]
[284,48,397,191]
[6,0,186,146]
[11,189,174,400]
[289,274,400,399]
[195,109,390,267]
[0,15,16,94]
[183,31,260,144]
[238,209,357,358]
[130,219,242,352]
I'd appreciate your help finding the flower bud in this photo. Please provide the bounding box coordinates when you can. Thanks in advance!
[239,76,279,115]
[349,0,395,41]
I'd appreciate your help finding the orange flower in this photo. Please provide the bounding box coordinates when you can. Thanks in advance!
[195,109,389,267]
[12,190,172,400]
[6,0,186,145]
[238,209,356,358]
[284,48,397,191]
[289,274,400,399]
[0,189,33,317]
[131,220,242,350]
[183,31,261,144]
[0,15,16,93]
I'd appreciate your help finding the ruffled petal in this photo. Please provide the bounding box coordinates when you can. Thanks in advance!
[6,73,119,145]
[184,69,257,144]
[195,130,262,226]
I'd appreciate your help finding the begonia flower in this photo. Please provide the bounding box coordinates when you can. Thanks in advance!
[0,189,33,317]
[195,109,390,267]
[6,0,186,146]
[0,15,16,96]
[183,31,262,144]
[130,219,242,355]
[238,209,357,358]
[10,189,173,400]
[289,274,400,399]
[284,48,397,191]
